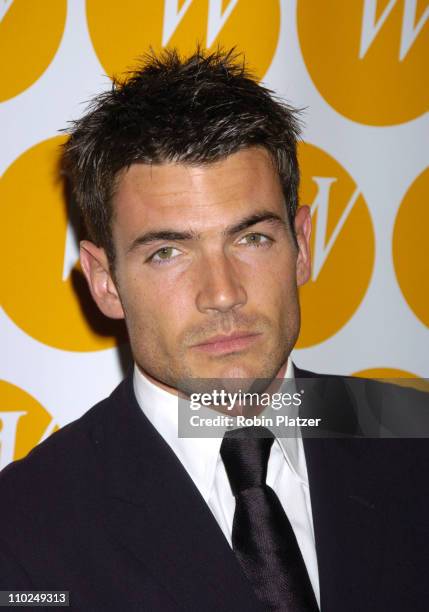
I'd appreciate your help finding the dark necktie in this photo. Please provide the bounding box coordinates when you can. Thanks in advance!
[220,426,319,612]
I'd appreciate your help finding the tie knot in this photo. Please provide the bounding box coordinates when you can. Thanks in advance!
[220,426,274,496]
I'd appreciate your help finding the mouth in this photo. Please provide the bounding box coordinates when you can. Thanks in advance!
[191,332,262,355]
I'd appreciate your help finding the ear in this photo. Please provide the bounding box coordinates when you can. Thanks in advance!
[294,205,312,286]
[79,241,125,319]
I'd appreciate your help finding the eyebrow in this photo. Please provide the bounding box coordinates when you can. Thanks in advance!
[127,210,286,253]
[226,211,286,235]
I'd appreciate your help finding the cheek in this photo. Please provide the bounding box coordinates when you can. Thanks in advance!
[250,258,298,309]
[120,270,193,342]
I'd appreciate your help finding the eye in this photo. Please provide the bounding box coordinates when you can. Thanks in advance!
[238,233,272,247]
[149,246,181,264]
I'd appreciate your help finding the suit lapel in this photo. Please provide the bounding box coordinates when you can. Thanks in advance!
[95,376,265,612]
[296,369,385,611]
[94,369,388,611]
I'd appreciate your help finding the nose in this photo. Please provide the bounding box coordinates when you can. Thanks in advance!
[195,252,247,314]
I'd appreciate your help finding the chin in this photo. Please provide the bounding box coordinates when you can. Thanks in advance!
[202,358,276,384]
[215,364,255,380]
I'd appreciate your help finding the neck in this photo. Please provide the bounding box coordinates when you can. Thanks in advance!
[135,360,291,397]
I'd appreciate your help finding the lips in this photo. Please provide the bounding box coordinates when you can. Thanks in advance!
[191,332,262,355]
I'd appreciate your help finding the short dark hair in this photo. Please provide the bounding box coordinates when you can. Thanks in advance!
[62,47,302,266]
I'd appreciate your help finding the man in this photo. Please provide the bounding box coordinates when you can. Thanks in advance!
[0,48,428,611]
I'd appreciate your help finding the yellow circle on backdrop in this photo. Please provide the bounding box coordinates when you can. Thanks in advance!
[354,368,429,392]
[0,380,58,466]
[393,168,429,327]
[297,1,429,125]
[0,136,125,351]
[296,143,375,348]
[0,0,67,102]
[86,0,280,80]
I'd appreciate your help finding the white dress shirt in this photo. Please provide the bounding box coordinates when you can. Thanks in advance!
[133,361,320,607]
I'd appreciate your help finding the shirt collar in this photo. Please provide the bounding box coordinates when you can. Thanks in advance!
[133,360,308,502]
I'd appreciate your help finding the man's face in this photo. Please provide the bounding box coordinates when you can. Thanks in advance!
[81,147,311,391]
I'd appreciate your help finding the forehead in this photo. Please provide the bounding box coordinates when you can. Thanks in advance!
[111,148,285,239]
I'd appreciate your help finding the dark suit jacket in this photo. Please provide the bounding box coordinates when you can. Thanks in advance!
[0,370,428,611]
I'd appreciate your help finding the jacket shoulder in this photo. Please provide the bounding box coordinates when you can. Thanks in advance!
[0,378,127,513]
